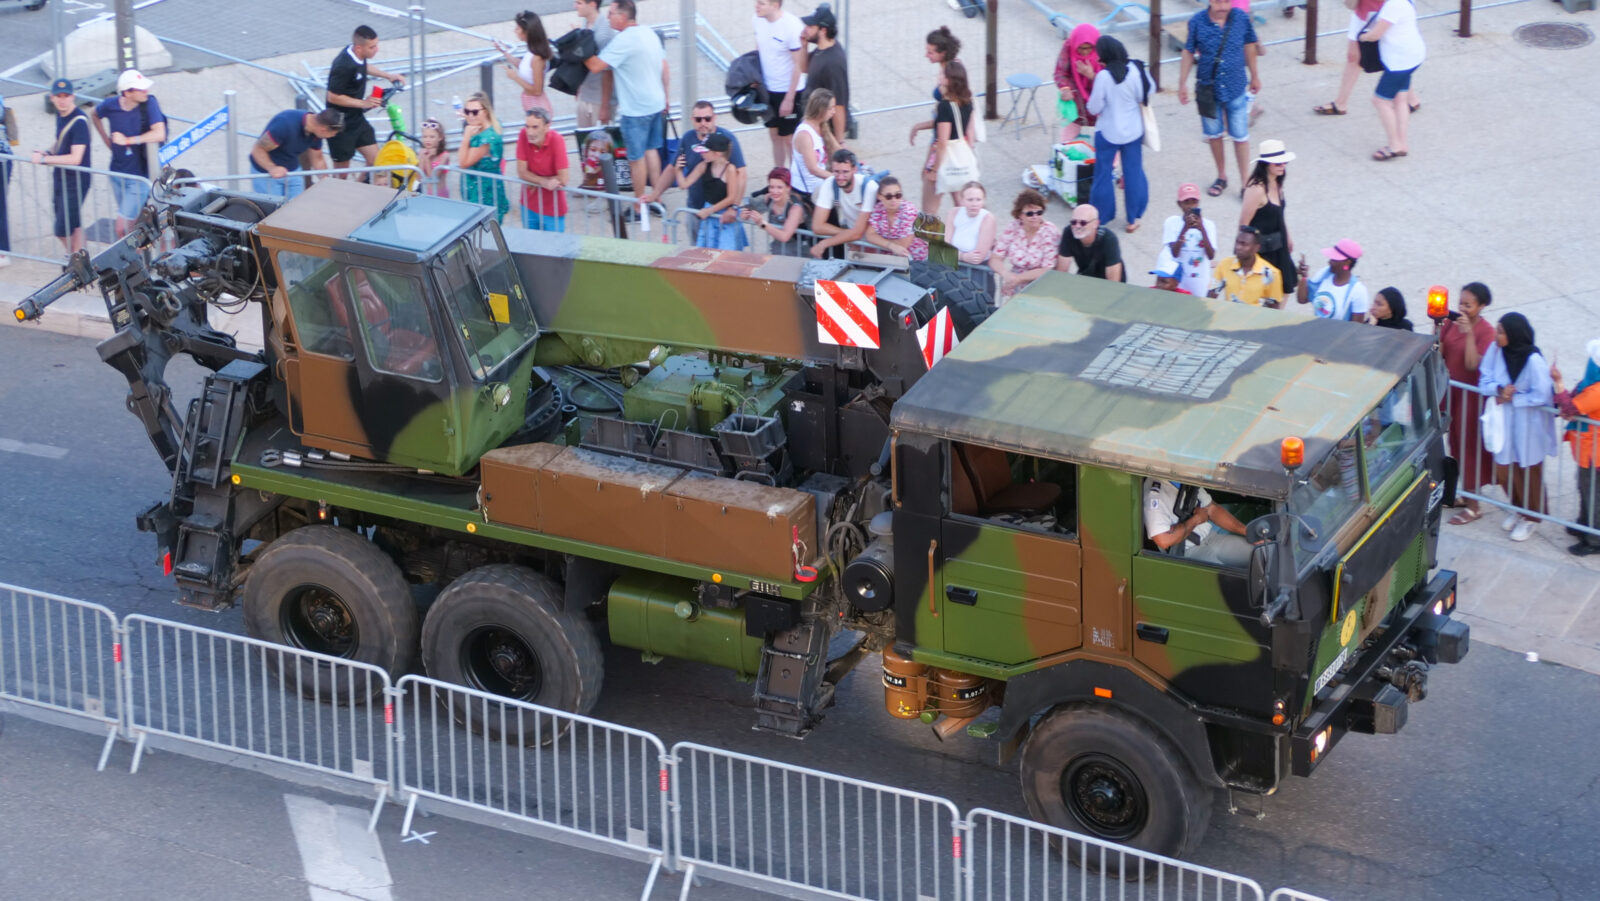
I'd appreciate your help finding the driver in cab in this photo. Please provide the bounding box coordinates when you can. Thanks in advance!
[1144,479,1253,568]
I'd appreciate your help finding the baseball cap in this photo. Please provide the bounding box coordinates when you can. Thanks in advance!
[703,132,731,153]
[117,69,154,93]
[1150,255,1183,280]
[802,4,837,29]
[50,78,74,96]
[1321,238,1363,261]
[1176,183,1201,202]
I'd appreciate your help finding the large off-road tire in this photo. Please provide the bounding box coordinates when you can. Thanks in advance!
[1019,705,1213,873]
[421,565,603,741]
[242,525,420,702]
[909,260,995,338]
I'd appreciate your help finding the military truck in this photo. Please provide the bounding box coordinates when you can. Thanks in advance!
[18,177,1467,859]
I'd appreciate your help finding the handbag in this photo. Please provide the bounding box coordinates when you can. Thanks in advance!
[1480,396,1506,456]
[934,104,979,194]
[1194,9,1238,120]
[1357,14,1385,73]
[1132,60,1160,152]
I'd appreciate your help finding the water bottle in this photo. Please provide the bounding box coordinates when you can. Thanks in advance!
[451,95,463,116]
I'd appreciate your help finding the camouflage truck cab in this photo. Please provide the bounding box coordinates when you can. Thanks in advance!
[878,276,1466,859]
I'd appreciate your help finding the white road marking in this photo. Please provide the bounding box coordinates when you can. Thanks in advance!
[284,795,396,901]
[0,438,69,460]
[401,831,435,844]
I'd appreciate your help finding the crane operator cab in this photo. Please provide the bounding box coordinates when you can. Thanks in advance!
[257,180,541,476]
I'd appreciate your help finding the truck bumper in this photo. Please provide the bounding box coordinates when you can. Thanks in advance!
[1290,570,1464,776]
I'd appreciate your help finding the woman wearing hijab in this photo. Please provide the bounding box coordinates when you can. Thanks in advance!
[1053,24,1102,142]
[1478,312,1556,542]
[1085,36,1154,232]
[1552,339,1600,556]
[1368,287,1413,330]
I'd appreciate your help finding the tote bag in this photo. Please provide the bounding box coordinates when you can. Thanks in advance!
[935,105,979,194]
[1132,61,1160,152]
[1480,397,1506,456]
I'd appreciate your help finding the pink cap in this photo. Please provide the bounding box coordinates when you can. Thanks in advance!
[1176,183,1201,201]
[1321,238,1363,261]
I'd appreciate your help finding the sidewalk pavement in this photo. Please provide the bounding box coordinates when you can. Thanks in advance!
[3,1,1599,676]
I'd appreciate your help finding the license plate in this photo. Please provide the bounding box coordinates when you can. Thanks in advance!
[1314,647,1350,696]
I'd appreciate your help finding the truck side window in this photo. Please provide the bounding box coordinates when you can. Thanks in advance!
[948,443,1077,535]
[276,251,352,359]
[345,268,443,382]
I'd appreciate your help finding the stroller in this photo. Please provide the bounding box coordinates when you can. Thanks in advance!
[369,84,422,190]
[1023,139,1095,206]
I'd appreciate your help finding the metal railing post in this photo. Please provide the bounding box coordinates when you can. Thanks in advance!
[223,90,239,173]
[416,3,429,130]
[1304,0,1320,65]
[1459,0,1473,37]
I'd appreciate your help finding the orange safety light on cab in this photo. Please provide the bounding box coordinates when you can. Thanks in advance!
[1426,285,1449,321]
[1280,436,1304,469]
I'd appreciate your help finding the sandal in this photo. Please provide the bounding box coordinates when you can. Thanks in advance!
[1125,220,1140,234]
[1372,147,1408,161]
[1206,178,1227,197]
[1409,102,1422,114]
[1312,102,1346,116]
[1448,508,1483,526]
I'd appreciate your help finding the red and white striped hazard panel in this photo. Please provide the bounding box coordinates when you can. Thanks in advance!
[814,279,880,349]
[917,306,958,369]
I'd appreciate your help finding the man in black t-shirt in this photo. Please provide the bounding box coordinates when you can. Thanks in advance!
[801,5,848,147]
[326,24,407,177]
[1056,203,1126,282]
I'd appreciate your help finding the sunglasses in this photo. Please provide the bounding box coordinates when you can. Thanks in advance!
[1022,209,1046,218]
[693,115,714,123]
[463,107,484,115]
[879,192,903,200]
[1070,218,1096,226]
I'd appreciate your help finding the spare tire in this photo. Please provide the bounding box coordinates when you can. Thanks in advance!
[909,260,995,338]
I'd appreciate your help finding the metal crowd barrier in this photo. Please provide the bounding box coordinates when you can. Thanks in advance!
[963,808,1265,900]
[669,741,964,901]
[0,582,123,770]
[393,674,670,899]
[120,614,394,828]
[167,164,425,195]
[1269,890,1334,901]
[440,165,676,244]
[1445,378,1600,539]
[0,158,155,265]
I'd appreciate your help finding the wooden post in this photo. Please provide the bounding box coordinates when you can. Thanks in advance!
[1458,0,1472,37]
[1304,0,1319,65]
[1148,0,1163,90]
[985,0,999,120]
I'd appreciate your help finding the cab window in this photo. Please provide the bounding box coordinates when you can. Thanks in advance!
[345,268,442,381]
[947,443,1077,536]
[1364,364,1429,494]
[277,251,352,359]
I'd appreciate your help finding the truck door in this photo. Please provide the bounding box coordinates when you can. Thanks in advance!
[275,250,368,455]
[937,443,1082,664]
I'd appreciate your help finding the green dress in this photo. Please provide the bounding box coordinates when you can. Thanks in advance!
[462,129,509,222]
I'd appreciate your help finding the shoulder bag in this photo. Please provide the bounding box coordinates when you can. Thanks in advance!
[934,103,979,194]
[1132,60,1160,152]
[1357,13,1385,73]
[1193,10,1237,120]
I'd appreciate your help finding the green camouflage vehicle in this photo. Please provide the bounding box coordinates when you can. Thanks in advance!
[19,179,1466,859]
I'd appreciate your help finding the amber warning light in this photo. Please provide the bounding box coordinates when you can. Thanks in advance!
[1427,285,1449,321]
[1281,436,1304,469]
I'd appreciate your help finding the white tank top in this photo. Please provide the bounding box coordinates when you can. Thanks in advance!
[948,207,993,258]
[790,122,826,194]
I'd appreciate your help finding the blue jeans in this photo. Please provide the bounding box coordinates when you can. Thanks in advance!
[619,113,664,163]
[1090,131,1147,226]
[1199,89,1251,142]
[251,172,306,200]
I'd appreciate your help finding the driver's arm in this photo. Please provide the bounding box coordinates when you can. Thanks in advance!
[1205,502,1248,537]
[1151,506,1210,551]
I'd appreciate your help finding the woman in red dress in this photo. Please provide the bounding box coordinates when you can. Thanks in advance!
[1437,282,1497,523]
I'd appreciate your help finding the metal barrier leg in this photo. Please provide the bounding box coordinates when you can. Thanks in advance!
[639,855,663,901]
[399,791,420,836]
[95,725,118,772]
[367,785,389,834]
[675,862,697,901]
[128,730,148,774]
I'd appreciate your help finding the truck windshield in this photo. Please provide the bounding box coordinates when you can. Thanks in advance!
[433,222,538,380]
[1288,359,1434,551]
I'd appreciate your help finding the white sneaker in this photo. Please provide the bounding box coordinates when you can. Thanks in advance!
[1501,512,1520,531]
[0,254,11,268]
[1510,520,1536,542]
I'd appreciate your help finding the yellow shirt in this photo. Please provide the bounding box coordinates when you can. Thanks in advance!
[1209,255,1285,308]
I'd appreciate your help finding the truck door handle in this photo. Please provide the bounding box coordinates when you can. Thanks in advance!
[1135,623,1169,645]
[945,586,978,606]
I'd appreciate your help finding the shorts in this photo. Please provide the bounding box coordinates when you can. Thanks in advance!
[1199,89,1251,142]
[328,115,377,163]
[520,209,566,232]
[1375,66,1418,100]
[52,180,88,237]
[575,97,614,128]
[763,90,804,135]
[618,113,664,162]
[111,176,150,220]
[251,171,307,200]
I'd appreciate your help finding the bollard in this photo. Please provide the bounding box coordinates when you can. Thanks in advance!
[1148,0,1163,90]
[223,90,238,173]
[1458,0,1472,37]
[1304,0,1319,65]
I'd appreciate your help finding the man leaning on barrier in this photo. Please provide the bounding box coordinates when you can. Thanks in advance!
[90,69,166,238]
[249,109,343,200]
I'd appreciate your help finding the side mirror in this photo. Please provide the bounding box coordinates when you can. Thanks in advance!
[1247,542,1277,612]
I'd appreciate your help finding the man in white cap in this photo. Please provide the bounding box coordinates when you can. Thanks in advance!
[90,69,166,237]
[1295,238,1369,321]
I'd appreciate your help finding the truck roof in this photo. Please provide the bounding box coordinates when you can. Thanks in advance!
[255,180,482,258]
[890,274,1433,499]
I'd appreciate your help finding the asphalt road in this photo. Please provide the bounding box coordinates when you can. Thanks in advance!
[3,324,1600,900]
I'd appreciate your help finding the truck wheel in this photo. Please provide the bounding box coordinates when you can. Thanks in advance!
[909,260,994,338]
[1019,705,1212,870]
[421,565,603,740]
[242,525,419,702]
